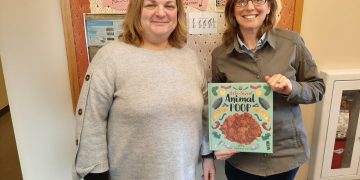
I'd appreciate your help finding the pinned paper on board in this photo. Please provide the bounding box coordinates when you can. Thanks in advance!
[188,12,218,34]
[103,0,129,11]
[84,14,125,62]
[183,0,209,11]
[215,0,226,12]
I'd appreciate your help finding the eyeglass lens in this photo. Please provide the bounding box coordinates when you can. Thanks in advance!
[237,0,266,6]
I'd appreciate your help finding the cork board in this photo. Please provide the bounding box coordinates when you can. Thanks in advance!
[61,0,304,109]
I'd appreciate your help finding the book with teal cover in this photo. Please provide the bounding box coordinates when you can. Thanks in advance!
[208,83,273,153]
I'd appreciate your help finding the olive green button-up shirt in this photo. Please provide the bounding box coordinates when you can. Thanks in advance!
[211,29,325,176]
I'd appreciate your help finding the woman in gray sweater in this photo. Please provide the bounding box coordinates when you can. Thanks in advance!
[72,0,215,179]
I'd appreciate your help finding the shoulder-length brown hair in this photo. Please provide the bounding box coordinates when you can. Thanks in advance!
[121,0,187,48]
[222,0,278,45]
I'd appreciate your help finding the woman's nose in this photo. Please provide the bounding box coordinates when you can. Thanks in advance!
[155,6,166,16]
[245,1,255,9]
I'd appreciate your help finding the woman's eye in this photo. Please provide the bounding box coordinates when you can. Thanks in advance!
[165,5,176,9]
[144,4,156,8]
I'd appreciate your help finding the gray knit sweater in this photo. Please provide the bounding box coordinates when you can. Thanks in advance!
[73,41,210,180]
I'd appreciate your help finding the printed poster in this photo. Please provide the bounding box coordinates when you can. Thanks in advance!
[188,12,218,34]
[85,20,124,46]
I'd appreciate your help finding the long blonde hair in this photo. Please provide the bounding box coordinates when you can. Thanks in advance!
[121,0,187,48]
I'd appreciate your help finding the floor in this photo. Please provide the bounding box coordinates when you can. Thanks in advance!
[0,108,23,180]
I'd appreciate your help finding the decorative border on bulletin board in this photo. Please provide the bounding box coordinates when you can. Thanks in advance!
[61,0,90,111]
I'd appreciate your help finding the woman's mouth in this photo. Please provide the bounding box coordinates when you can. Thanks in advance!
[243,15,257,19]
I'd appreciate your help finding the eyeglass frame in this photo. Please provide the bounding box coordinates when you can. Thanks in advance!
[235,0,267,7]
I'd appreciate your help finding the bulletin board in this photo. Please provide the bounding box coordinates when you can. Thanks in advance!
[60,0,304,110]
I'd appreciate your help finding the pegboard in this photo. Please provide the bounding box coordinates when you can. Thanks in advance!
[187,12,225,77]
[61,0,303,108]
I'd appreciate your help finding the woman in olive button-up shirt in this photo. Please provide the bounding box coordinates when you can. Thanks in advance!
[212,0,325,179]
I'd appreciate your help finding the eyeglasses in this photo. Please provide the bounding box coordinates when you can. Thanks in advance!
[235,0,267,7]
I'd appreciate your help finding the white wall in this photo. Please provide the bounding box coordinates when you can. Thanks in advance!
[0,0,76,179]
[297,0,360,179]
[301,0,360,70]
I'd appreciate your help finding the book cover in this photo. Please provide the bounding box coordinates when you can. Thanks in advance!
[208,83,273,153]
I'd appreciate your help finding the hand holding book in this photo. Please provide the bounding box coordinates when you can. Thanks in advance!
[214,150,237,160]
[264,74,292,96]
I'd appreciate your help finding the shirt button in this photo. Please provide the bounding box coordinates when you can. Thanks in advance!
[76,139,79,146]
[78,108,83,115]
[85,74,90,81]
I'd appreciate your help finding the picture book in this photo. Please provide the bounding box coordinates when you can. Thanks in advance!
[208,83,273,153]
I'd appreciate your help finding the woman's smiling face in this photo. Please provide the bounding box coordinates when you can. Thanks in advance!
[141,0,178,43]
[233,0,270,32]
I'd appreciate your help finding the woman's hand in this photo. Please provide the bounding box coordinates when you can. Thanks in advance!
[214,150,237,161]
[264,74,292,96]
[202,158,216,180]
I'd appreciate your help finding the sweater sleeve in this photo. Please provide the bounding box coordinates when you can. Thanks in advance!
[73,49,116,179]
[199,57,212,156]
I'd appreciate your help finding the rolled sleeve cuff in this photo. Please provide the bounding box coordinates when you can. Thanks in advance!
[200,138,212,156]
[73,161,109,180]
[287,80,300,102]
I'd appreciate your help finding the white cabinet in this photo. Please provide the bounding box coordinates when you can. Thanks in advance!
[309,69,360,180]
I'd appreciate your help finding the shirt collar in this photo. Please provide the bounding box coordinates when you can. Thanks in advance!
[224,29,277,54]
[225,36,241,54]
[266,30,277,49]
[237,33,267,52]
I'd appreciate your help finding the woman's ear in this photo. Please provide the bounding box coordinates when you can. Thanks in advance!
[266,1,271,14]
[266,5,271,14]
